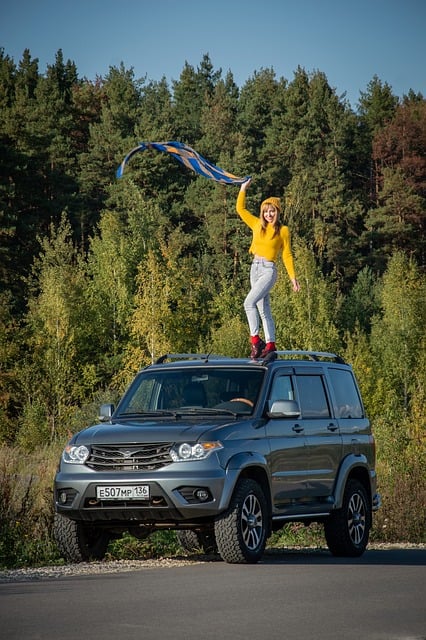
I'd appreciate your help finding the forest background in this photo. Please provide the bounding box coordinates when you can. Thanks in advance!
[0,48,425,568]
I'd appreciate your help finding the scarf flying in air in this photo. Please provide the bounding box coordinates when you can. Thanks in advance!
[116,141,250,185]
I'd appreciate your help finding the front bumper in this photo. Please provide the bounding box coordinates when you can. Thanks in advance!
[54,466,227,523]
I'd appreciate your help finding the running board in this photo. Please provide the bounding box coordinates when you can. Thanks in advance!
[272,512,330,522]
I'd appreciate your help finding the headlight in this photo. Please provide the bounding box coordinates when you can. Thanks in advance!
[62,444,90,464]
[170,441,223,462]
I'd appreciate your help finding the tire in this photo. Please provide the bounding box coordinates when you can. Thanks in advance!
[214,478,268,564]
[54,513,111,563]
[324,479,372,557]
[176,529,218,554]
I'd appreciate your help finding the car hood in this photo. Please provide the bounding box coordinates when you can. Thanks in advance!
[72,417,241,445]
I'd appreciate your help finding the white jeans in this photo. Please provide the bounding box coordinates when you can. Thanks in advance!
[244,258,277,342]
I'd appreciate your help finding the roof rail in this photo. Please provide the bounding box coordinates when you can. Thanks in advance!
[275,350,346,364]
[154,353,227,364]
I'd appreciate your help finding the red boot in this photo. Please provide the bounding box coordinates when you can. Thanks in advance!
[259,342,276,358]
[250,336,266,360]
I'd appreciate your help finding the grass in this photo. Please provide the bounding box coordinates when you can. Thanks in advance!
[0,442,424,569]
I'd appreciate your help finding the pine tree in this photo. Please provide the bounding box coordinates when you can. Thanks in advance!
[79,63,141,227]
[367,98,426,267]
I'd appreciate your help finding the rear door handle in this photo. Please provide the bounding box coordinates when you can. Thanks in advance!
[327,423,338,432]
[292,424,304,433]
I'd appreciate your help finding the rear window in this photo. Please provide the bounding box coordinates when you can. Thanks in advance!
[295,375,331,418]
[328,368,363,418]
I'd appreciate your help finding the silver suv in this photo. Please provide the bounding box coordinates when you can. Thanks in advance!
[53,351,381,564]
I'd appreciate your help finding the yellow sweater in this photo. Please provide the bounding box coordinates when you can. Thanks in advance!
[236,190,296,280]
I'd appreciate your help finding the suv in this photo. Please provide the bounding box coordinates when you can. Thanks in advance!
[53,351,381,564]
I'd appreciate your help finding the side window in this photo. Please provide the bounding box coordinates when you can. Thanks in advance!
[269,374,294,407]
[328,368,363,418]
[295,375,330,418]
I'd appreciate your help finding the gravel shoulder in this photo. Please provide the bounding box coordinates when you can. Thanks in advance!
[1,543,424,583]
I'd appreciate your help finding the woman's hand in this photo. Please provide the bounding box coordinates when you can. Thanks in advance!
[240,177,252,192]
[291,278,301,292]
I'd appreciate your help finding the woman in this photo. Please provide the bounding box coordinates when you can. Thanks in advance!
[236,178,300,359]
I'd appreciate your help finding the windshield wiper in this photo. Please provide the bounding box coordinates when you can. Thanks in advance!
[176,407,238,417]
[118,410,179,418]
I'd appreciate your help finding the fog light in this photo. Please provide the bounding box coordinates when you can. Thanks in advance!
[59,491,68,504]
[195,489,210,502]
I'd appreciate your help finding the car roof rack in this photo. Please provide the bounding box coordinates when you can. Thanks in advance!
[154,353,228,364]
[275,350,346,364]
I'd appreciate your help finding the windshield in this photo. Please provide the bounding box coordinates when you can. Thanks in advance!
[116,367,265,416]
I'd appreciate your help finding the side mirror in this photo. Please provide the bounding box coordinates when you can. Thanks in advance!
[267,399,301,418]
[99,403,115,422]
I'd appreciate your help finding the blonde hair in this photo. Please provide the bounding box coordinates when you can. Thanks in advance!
[260,201,281,238]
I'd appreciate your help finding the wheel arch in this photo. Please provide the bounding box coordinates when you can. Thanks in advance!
[218,452,272,517]
[333,455,373,510]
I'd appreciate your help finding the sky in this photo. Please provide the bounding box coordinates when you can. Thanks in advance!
[1,0,425,109]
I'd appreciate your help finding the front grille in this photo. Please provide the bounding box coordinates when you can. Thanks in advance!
[86,443,173,471]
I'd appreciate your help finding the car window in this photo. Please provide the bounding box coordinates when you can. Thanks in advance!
[328,368,363,418]
[118,368,265,414]
[295,375,331,418]
[269,374,295,407]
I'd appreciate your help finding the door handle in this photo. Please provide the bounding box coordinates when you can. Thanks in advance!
[327,423,338,432]
[292,424,304,433]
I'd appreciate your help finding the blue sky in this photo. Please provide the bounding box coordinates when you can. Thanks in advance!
[1,0,425,108]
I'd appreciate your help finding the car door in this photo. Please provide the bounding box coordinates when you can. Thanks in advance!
[293,367,343,500]
[264,369,309,511]
[326,366,373,462]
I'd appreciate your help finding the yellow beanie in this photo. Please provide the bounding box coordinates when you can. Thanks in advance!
[261,196,281,212]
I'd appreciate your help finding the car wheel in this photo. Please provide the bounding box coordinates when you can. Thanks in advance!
[324,479,371,557]
[214,478,268,564]
[54,513,110,563]
[176,529,218,554]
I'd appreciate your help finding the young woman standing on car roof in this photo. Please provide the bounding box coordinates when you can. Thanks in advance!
[236,178,300,360]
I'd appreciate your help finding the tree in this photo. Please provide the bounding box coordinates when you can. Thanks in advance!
[272,242,342,353]
[123,249,172,374]
[358,75,399,203]
[0,48,16,121]
[199,74,240,160]
[367,99,426,267]
[237,67,281,176]
[278,69,368,286]
[358,75,398,136]
[172,54,220,144]
[19,215,89,447]
[135,76,174,141]
[370,251,425,414]
[340,266,381,334]
[366,167,425,270]
[78,63,141,228]
[0,293,24,442]
[84,209,134,376]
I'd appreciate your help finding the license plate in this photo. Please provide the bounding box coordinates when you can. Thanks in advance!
[96,485,150,500]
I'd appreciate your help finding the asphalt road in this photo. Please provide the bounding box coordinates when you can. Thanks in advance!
[1,548,425,640]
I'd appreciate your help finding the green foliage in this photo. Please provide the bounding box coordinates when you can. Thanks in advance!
[370,252,425,412]
[371,418,425,543]
[340,266,382,333]
[107,531,181,561]
[0,49,425,562]
[0,294,24,443]
[272,242,342,352]
[17,215,90,446]
[358,75,399,135]
[268,523,325,549]
[203,314,248,358]
[0,445,62,568]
